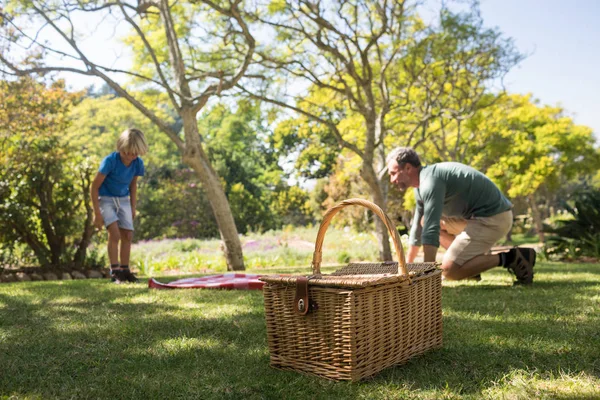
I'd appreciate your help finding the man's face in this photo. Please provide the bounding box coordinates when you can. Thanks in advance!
[388,160,410,191]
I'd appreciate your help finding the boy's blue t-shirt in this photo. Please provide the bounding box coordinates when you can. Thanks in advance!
[98,152,145,197]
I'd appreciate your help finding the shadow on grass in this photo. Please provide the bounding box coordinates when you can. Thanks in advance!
[0,264,598,399]
[370,263,600,396]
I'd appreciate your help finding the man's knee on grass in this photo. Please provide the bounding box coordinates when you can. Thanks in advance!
[440,260,463,280]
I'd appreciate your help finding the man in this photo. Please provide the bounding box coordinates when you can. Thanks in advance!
[386,147,536,284]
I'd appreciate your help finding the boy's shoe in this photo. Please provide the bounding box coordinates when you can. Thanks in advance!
[505,247,536,285]
[120,269,139,283]
[110,269,126,284]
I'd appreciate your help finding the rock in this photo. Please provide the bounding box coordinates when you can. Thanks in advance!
[1,273,16,283]
[30,273,44,281]
[71,271,87,280]
[86,270,104,279]
[15,272,31,282]
[43,273,59,281]
[61,272,72,280]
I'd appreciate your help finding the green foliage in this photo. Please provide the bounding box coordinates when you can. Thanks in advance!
[545,187,600,260]
[272,110,341,180]
[201,101,314,233]
[66,92,180,167]
[136,168,219,239]
[0,78,97,268]
[469,94,600,199]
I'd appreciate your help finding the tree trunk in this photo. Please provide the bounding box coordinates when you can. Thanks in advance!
[528,193,545,243]
[73,171,96,267]
[180,111,245,270]
[360,164,392,261]
[36,177,64,265]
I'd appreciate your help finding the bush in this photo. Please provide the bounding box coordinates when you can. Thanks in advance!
[544,187,600,260]
[0,78,97,268]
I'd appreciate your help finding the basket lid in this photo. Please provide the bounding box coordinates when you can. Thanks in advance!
[260,261,439,288]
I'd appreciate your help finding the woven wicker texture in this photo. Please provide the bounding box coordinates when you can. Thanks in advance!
[262,198,443,380]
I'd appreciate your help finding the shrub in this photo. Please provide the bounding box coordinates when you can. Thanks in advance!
[544,187,600,260]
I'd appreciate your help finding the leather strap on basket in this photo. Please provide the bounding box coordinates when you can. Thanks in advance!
[294,277,310,315]
[311,198,408,277]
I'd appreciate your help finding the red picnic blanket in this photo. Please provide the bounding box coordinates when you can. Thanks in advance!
[148,273,265,290]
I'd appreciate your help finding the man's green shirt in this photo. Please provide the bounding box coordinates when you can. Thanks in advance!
[409,162,513,248]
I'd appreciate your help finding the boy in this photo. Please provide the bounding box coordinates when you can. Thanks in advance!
[91,128,148,283]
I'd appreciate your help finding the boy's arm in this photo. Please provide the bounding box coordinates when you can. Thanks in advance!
[90,173,106,229]
[129,176,138,219]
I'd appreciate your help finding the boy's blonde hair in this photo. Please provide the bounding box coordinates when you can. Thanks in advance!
[116,128,148,156]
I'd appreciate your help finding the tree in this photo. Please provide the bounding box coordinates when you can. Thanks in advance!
[466,94,600,242]
[0,78,96,267]
[242,0,520,259]
[200,100,304,233]
[1,0,256,270]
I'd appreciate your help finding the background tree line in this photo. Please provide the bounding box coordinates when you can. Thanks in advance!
[1,0,599,270]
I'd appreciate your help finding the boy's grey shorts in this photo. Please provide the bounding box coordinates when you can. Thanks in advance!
[98,196,134,231]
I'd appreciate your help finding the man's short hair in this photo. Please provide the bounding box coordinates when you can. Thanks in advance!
[386,147,421,168]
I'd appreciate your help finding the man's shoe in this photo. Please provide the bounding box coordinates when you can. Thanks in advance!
[505,247,536,284]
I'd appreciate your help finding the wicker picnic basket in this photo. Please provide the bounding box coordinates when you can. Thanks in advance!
[260,198,443,381]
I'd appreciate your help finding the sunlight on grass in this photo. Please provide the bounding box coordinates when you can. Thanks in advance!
[484,370,600,399]
[0,252,598,398]
[146,337,217,357]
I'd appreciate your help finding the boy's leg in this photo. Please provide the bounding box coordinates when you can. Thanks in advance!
[116,197,138,282]
[106,222,121,266]
[119,228,133,266]
[98,196,120,269]
[106,222,125,283]
[118,228,138,283]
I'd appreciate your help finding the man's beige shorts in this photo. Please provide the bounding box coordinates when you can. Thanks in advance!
[442,210,513,266]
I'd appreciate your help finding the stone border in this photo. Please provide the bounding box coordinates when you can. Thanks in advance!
[0,269,110,283]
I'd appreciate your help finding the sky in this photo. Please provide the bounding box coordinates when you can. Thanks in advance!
[478,0,600,137]
[55,0,600,138]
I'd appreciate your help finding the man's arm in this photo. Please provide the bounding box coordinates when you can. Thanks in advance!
[419,178,445,262]
[407,197,424,261]
[407,245,420,263]
[422,245,438,262]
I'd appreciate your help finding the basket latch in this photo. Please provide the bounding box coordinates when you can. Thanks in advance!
[294,277,315,315]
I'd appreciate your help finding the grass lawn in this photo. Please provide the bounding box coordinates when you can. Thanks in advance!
[1,262,599,399]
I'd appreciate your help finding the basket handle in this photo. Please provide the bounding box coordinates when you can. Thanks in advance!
[311,198,407,276]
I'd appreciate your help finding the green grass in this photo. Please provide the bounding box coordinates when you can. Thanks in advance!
[1,261,599,399]
[502,233,541,247]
